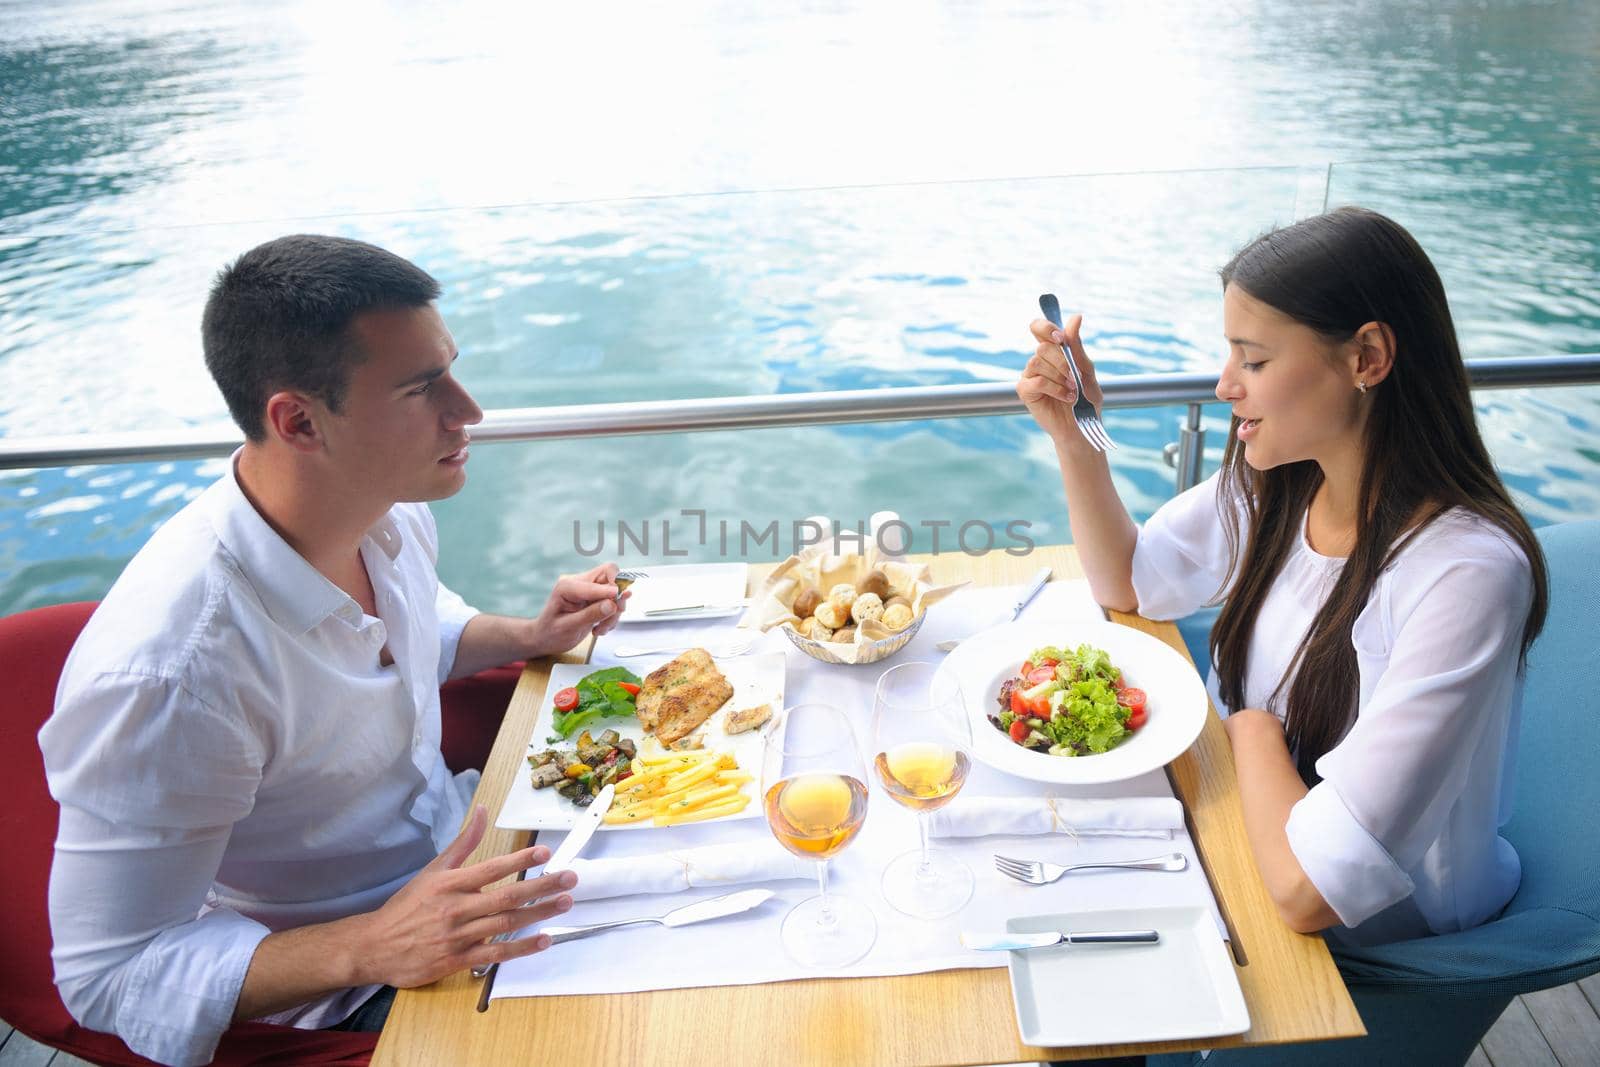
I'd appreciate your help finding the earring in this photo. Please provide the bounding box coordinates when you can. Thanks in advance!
[1356,380,1368,394]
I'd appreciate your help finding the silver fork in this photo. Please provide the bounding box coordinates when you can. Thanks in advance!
[613,569,646,600]
[609,634,757,658]
[1039,293,1116,451]
[993,851,1187,885]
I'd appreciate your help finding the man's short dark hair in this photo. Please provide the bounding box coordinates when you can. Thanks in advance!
[202,235,441,440]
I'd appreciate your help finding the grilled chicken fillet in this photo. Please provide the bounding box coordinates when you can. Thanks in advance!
[638,648,734,745]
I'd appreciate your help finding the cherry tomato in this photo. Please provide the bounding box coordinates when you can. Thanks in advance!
[1118,687,1147,714]
[1010,688,1029,715]
[618,682,641,697]
[1008,719,1031,743]
[1037,658,1059,670]
[1025,665,1057,686]
[1023,693,1052,718]
[552,686,579,712]
[1127,707,1147,730]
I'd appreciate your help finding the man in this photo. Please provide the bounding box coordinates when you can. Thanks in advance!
[40,235,623,1065]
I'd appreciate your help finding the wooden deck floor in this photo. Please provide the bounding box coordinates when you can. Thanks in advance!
[7,976,1600,1065]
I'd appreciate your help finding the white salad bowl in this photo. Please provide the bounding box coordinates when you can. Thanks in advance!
[933,618,1209,786]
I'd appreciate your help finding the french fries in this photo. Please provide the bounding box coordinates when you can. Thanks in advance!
[602,747,753,826]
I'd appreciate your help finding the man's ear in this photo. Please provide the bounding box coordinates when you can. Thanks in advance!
[263,391,325,453]
[1351,320,1397,387]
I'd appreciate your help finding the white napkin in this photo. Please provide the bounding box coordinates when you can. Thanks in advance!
[566,840,814,901]
[926,795,1184,839]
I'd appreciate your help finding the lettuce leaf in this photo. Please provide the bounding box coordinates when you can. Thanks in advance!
[551,666,642,738]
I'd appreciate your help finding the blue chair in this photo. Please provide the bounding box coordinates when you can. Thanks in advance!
[1152,518,1600,1066]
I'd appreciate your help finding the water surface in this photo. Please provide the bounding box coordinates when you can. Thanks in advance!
[2,0,1597,614]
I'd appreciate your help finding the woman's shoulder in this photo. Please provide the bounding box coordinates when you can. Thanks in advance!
[1381,508,1533,612]
[1393,508,1530,569]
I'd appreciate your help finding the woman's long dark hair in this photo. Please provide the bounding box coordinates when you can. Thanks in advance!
[1209,207,1548,783]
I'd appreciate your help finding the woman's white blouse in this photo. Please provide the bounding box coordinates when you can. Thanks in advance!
[1130,473,1532,945]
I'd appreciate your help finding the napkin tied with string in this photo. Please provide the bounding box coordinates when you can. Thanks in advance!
[927,796,1184,840]
[566,840,814,902]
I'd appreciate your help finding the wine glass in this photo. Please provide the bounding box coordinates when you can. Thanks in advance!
[871,660,974,918]
[762,702,876,967]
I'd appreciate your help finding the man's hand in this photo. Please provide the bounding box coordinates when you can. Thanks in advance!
[350,806,575,988]
[526,562,631,658]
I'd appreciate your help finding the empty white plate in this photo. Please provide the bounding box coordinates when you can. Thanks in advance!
[1005,905,1249,1049]
[617,562,749,623]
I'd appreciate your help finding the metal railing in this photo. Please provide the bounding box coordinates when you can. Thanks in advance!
[2,354,1597,493]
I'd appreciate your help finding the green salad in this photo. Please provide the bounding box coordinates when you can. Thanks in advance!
[548,666,642,741]
[990,643,1148,756]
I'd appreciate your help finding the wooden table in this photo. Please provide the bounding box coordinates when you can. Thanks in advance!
[373,545,1364,1065]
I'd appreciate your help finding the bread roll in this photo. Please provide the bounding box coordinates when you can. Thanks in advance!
[814,599,849,630]
[791,587,822,619]
[855,569,891,600]
[850,592,884,624]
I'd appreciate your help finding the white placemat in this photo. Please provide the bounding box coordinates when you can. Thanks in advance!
[493,578,1221,1000]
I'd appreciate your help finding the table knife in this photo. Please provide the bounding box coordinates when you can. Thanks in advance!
[542,888,775,945]
[642,602,747,617]
[472,784,615,978]
[1008,566,1052,620]
[960,928,1160,951]
[935,566,1052,652]
[544,782,615,876]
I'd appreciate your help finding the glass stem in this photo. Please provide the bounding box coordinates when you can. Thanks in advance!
[815,859,836,927]
[916,811,934,879]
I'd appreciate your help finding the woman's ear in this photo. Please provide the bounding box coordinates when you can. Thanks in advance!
[1352,320,1397,388]
[263,391,324,453]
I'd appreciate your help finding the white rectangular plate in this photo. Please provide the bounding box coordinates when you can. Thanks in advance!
[1006,905,1249,1048]
[495,651,786,831]
[617,562,749,623]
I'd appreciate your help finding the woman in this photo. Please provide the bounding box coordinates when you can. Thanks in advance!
[1018,207,1548,946]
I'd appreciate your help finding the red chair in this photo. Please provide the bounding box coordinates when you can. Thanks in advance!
[0,601,522,1066]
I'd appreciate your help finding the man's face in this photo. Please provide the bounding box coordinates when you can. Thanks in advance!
[316,303,484,504]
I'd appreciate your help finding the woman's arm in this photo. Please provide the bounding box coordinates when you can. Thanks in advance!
[1053,438,1139,611]
[1019,314,1138,611]
[1224,709,1341,933]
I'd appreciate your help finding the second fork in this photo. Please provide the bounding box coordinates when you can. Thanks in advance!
[993,852,1187,885]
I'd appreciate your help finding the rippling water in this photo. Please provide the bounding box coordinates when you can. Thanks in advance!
[2,0,1597,615]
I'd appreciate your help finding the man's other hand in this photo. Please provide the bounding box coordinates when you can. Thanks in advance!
[349,806,575,987]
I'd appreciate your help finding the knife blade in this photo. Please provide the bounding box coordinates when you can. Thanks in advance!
[1008,566,1052,621]
[642,602,747,617]
[543,887,775,945]
[661,888,775,927]
[544,782,615,875]
[471,784,615,979]
[960,928,1160,951]
[935,567,1053,653]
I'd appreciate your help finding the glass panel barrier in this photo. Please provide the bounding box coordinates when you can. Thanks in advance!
[1,167,1308,611]
[1326,156,1600,526]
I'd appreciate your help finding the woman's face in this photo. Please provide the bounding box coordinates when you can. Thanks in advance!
[1215,284,1364,471]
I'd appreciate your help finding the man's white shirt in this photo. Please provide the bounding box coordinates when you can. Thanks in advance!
[40,456,481,1066]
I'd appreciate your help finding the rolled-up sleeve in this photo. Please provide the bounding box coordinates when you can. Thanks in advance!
[1285,546,1532,928]
[42,672,268,1067]
[435,580,480,684]
[1130,473,1239,620]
